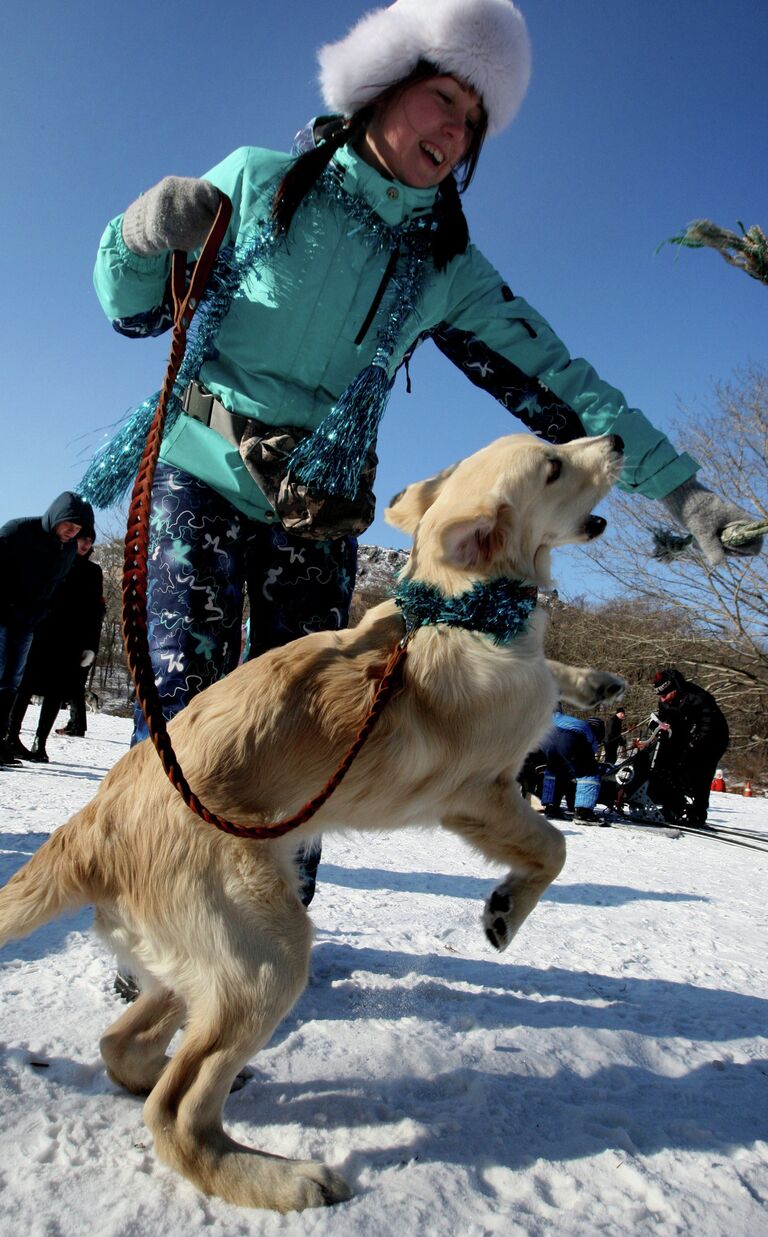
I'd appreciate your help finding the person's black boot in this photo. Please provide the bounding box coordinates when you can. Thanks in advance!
[10,735,35,760]
[0,739,22,767]
[296,837,323,907]
[113,971,141,1002]
[573,807,597,824]
[544,804,567,820]
[30,737,49,763]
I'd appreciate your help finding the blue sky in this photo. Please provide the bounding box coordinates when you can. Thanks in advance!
[1,0,766,595]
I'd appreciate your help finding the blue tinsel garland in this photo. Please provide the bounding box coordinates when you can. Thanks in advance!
[79,223,276,508]
[79,164,435,509]
[395,578,538,645]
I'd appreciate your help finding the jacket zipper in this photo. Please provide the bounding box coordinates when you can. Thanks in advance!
[354,246,401,346]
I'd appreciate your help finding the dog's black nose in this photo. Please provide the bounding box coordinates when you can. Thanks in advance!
[609,434,624,453]
[585,515,607,539]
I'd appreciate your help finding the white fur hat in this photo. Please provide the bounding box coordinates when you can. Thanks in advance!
[318,0,532,135]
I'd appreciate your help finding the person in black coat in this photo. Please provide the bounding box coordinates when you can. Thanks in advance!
[648,666,730,826]
[56,542,106,738]
[8,529,105,761]
[0,491,94,766]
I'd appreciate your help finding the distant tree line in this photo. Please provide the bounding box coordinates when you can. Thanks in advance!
[544,594,766,785]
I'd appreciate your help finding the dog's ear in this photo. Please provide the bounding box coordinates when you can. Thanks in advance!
[384,462,459,535]
[440,503,510,571]
[440,502,552,585]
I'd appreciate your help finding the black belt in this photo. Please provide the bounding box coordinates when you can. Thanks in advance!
[181,381,248,447]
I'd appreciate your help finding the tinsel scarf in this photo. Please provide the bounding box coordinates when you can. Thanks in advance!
[395,577,538,645]
[79,164,435,509]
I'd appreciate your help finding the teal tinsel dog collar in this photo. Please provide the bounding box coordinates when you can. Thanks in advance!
[394,578,538,645]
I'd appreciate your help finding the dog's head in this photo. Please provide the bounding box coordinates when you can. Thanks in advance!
[384,433,623,591]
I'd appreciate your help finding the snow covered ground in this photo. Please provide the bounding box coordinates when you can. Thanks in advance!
[1,707,767,1236]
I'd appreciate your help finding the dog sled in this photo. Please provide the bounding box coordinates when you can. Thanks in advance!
[603,718,692,826]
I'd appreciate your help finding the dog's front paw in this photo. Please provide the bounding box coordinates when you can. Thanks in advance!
[548,661,628,711]
[483,884,517,952]
[577,671,627,710]
[483,871,555,952]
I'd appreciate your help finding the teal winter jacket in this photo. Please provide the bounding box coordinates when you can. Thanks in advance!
[94,141,698,523]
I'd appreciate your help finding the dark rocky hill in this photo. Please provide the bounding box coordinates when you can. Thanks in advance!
[351,543,409,622]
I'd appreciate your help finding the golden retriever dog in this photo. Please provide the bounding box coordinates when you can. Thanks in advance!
[0,432,626,1212]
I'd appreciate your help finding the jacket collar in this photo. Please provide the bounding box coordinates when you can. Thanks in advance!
[331,144,438,227]
[292,117,439,227]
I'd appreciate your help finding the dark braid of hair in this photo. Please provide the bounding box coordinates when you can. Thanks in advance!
[272,109,373,237]
[432,174,470,271]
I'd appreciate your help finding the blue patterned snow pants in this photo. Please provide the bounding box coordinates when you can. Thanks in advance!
[132,462,358,904]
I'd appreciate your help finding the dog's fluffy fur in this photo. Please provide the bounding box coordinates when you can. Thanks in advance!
[0,432,625,1212]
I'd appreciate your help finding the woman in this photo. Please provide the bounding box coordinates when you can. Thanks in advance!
[80,0,760,901]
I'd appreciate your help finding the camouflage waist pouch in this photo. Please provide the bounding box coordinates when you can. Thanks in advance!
[182,384,376,541]
[238,418,377,541]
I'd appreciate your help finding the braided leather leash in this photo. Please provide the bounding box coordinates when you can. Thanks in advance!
[122,196,409,839]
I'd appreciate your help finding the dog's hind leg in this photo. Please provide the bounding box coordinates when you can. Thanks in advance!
[443,777,567,953]
[142,925,352,1212]
[100,986,186,1095]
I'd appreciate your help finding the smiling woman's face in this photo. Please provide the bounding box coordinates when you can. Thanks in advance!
[361,75,484,189]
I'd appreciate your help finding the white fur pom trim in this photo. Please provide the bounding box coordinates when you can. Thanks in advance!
[318,0,532,134]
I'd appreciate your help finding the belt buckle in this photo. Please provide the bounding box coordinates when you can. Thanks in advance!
[182,381,214,425]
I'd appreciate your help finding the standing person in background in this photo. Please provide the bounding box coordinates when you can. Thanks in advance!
[0,492,94,767]
[604,707,626,764]
[55,532,106,740]
[79,0,761,904]
[9,529,105,761]
[650,667,729,827]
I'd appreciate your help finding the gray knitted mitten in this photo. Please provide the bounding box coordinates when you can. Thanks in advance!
[121,176,221,256]
[662,477,763,567]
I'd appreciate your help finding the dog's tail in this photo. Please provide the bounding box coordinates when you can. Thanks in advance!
[0,811,99,949]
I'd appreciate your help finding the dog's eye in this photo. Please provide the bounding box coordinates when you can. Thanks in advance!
[546,458,562,484]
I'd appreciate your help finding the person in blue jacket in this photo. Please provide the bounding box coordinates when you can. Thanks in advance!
[79,0,761,903]
[537,712,606,824]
